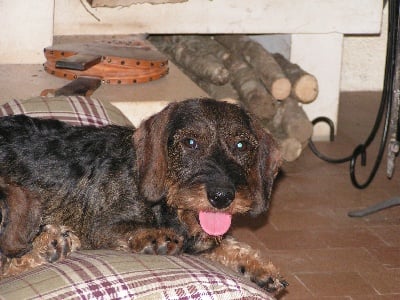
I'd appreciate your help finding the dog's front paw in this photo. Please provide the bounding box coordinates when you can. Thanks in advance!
[127,228,184,255]
[240,261,288,295]
[0,253,11,277]
[0,225,81,278]
[34,225,81,263]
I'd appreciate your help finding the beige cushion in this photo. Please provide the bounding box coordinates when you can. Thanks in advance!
[0,96,132,127]
[0,250,274,299]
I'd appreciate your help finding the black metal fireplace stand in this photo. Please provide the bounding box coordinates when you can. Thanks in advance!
[308,0,400,216]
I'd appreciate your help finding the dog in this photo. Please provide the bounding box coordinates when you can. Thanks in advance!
[0,98,287,294]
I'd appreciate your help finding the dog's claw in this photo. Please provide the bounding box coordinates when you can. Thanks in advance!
[128,228,184,255]
[263,277,288,294]
[38,225,81,263]
[260,276,288,296]
[280,279,289,288]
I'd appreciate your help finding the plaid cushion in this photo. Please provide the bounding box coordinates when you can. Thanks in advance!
[0,96,132,127]
[0,250,274,300]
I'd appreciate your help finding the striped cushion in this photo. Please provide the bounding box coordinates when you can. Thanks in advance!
[0,250,274,300]
[0,96,132,127]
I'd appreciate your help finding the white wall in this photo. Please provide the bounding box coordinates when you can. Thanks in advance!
[52,0,382,35]
[340,4,388,91]
[0,0,54,63]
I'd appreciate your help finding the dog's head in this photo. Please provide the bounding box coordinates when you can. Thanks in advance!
[134,98,281,236]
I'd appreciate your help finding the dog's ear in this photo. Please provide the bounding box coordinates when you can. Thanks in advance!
[248,117,282,215]
[133,103,177,202]
[0,182,42,257]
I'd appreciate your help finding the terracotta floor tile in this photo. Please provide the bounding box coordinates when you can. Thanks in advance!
[253,229,328,250]
[262,250,313,276]
[297,247,386,274]
[230,226,266,250]
[267,209,337,231]
[351,295,400,300]
[361,268,400,294]
[282,297,351,300]
[351,208,400,227]
[368,225,400,246]
[314,227,389,248]
[275,273,314,300]
[295,272,377,297]
[328,207,400,229]
[366,247,400,269]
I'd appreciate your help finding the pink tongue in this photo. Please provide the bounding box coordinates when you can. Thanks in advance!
[199,211,232,236]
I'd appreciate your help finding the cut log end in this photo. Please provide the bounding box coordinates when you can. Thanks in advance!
[286,120,313,145]
[278,137,303,162]
[247,94,277,120]
[219,97,242,106]
[271,77,291,100]
[293,74,318,103]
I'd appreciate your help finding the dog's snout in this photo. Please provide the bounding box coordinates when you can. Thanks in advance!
[207,188,235,209]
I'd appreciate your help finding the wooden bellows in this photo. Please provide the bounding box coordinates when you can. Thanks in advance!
[43,40,169,85]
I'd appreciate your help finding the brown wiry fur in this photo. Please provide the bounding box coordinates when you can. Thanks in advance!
[0,98,286,295]
[0,179,42,257]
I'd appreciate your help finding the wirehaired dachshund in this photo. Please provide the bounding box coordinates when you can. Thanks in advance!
[0,98,287,294]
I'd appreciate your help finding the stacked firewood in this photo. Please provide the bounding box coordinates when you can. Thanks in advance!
[149,35,318,161]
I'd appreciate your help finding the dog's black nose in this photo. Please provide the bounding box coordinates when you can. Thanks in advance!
[207,188,235,209]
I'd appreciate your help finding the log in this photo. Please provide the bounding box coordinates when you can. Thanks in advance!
[271,97,313,146]
[215,35,291,100]
[262,123,303,162]
[263,97,312,161]
[214,35,248,54]
[196,80,239,101]
[150,35,239,103]
[149,35,230,85]
[279,137,303,162]
[273,53,319,103]
[224,54,277,120]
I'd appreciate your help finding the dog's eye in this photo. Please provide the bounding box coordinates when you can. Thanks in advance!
[182,138,199,150]
[235,141,248,151]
